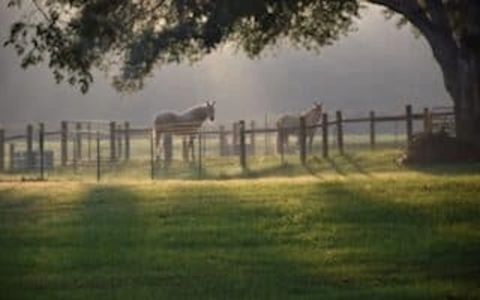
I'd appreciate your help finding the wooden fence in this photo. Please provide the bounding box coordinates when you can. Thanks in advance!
[0,105,454,179]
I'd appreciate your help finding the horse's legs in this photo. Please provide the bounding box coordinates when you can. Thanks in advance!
[276,130,282,154]
[308,131,314,153]
[163,133,173,168]
[189,135,196,162]
[182,137,189,162]
[155,130,162,163]
[285,133,290,154]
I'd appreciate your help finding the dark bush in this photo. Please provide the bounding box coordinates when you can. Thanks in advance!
[402,131,480,165]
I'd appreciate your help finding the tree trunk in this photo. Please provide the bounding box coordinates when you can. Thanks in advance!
[452,52,480,144]
[370,1,480,145]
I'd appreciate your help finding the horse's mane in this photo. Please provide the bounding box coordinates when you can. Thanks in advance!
[181,103,207,114]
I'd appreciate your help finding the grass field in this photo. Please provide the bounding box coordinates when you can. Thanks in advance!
[4,132,408,181]
[1,150,480,299]
[3,147,412,182]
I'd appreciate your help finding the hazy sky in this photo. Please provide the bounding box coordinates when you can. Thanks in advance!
[0,4,451,128]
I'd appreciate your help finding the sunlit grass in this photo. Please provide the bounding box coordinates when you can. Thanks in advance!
[4,133,408,181]
[0,172,480,299]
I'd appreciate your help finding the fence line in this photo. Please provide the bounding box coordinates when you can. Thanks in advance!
[0,105,455,180]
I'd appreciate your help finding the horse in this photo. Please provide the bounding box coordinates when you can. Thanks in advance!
[276,102,323,154]
[154,101,216,163]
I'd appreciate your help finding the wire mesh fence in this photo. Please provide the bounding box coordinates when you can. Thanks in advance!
[0,105,454,181]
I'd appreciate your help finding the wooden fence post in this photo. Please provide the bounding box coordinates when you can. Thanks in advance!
[9,144,15,171]
[0,127,4,172]
[250,120,256,156]
[76,122,82,161]
[198,132,203,177]
[150,129,155,180]
[61,121,68,166]
[87,122,92,161]
[96,131,101,182]
[72,133,77,174]
[406,105,413,144]
[202,132,207,158]
[39,123,45,180]
[264,114,269,156]
[233,122,239,147]
[423,107,432,133]
[299,116,307,165]
[26,124,33,170]
[219,125,226,156]
[239,120,247,171]
[370,111,376,150]
[322,113,329,158]
[164,133,173,168]
[117,124,123,159]
[124,121,130,161]
[336,111,344,155]
[279,127,285,165]
[182,137,189,162]
[110,121,116,162]
[190,134,196,162]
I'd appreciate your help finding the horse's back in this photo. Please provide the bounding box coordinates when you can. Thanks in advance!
[155,112,179,125]
[154,110,203,134]
[277,114,300,129]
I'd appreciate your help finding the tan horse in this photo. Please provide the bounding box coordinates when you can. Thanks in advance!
[276,102,323,153]
[154,101,216,161]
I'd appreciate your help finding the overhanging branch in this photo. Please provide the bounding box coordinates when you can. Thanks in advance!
[31,0,51,23]
[368,0,460,98]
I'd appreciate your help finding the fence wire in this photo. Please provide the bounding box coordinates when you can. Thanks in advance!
[0,107,454,181]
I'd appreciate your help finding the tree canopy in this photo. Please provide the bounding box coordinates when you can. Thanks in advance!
[3,0,479,94]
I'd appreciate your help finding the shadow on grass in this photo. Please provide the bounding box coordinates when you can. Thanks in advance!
[405,162,480,176]
[243,163,302,179]
[330,182,480,283]
[0,188,78,298]
[1,181,479,299]
[325,157,347,176]
[342,153,371,176]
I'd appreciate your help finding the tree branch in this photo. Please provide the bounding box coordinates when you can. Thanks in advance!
[368,0,457,62]
[368,0,460,98]
[367,0,422,18]
[31,0,51,23]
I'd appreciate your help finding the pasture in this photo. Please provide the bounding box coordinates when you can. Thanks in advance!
[1,151,479,299]
[1,104,450,181]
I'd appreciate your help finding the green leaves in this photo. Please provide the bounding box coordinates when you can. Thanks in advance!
[4,0,359,93]
[4,0,476,94]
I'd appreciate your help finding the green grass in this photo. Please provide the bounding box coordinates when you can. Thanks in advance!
[0,148,414,181]
[4,133,408,181]
[1,170,480,299]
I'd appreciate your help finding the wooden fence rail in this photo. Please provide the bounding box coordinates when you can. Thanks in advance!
[0,106,455,178]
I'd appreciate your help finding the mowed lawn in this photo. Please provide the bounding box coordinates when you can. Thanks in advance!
[0,174,479,299]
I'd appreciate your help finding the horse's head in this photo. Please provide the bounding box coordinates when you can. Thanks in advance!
[310,101,323,120]
[206,101,216,121]
[302,101,324,123]
[313,101,323,113]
